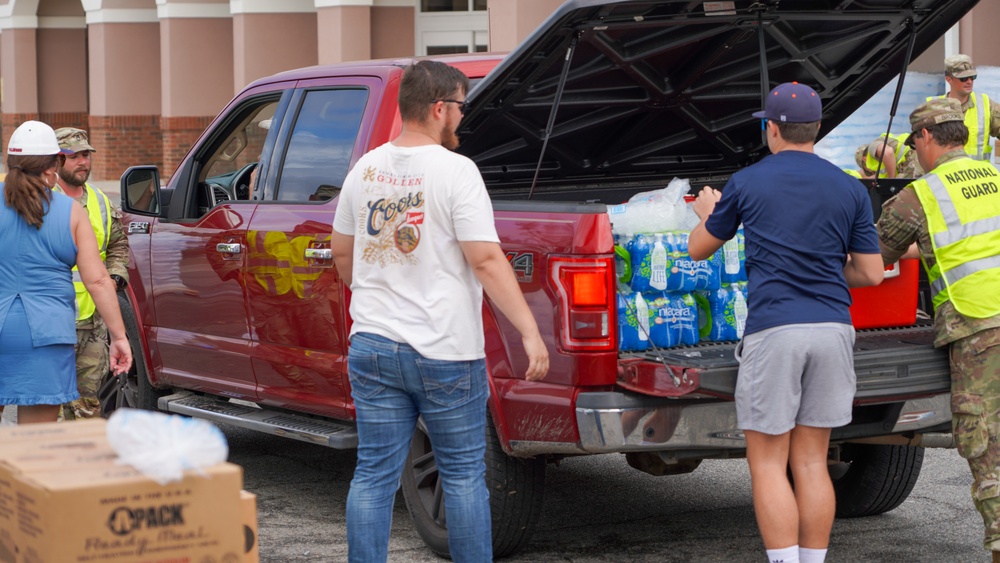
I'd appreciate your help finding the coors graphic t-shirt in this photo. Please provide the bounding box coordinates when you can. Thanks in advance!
[333,142,500,361]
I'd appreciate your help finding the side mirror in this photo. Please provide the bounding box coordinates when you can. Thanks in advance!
[120,166,161,215]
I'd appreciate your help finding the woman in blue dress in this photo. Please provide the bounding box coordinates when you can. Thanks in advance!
[0,121,132,424]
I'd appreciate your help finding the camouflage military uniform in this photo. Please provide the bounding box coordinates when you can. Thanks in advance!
[63,188,129,420]
[939,54,1000,161]
[870,135,924,178]
[855,135,924,179]
[957,93,1000,151]
[878,147,1000,552]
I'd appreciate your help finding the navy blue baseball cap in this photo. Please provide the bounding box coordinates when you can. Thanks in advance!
[752,82,822,123]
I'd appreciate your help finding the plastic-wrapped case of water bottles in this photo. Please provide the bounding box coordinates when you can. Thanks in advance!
[609,178,749,352]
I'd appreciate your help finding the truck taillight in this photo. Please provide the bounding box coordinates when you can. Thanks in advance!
[550,256,615,351]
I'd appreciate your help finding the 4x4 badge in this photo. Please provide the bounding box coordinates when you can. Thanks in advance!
[505,252,534,283]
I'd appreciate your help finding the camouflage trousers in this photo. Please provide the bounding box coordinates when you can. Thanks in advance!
[63,317,109,420]
[951,327,1000,552]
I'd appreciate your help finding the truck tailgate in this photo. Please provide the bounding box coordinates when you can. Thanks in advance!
[620,323,950,401]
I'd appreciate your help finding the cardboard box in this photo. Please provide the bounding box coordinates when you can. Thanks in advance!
[241,491,259,563]
[0,419,246,563]
[11,462,245,563]
[0,419,107,443]
[0,437,117,469]
[850,258,920,329]
[0,424,121,557]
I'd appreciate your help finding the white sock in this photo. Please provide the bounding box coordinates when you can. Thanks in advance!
[766,545,799,563]
[799,547,827,563]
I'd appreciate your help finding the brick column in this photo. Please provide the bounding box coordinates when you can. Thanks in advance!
[0,113,87,157]
[0,26,39,156]
[233,1,317,92]
[86,8,162,181]
[159,1,233,177]
[317,1,371,65]
[487,0,562,52]
[371,2,415,59]
[37,21,89,137]
[88,115,163,178]
[161,116,215,174]
[1,113,38,156]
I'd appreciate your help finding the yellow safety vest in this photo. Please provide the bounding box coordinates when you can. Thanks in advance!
[865,133,912,175]
[843,169,863,179]
[63,184,113,321]
[911,157,1000,318]
[928,93,994,161]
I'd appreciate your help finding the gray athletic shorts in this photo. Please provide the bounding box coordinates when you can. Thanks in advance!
[734,322,857,435]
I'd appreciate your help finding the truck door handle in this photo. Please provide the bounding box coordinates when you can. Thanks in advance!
[304,248,332,260]
[216,243,243,254]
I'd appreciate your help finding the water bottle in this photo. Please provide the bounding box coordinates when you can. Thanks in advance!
[672,293,700,346]
[646,292,674,348]
[703,282,749,342]
[721,227,747,284]
[617,291,650,352]
[705,285,734,342]
[630,233,652,293]
[650,234,668,291]
[733,282,748,339]
[666,232,720,292]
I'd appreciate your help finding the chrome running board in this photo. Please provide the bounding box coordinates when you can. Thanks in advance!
[158,391,358,449]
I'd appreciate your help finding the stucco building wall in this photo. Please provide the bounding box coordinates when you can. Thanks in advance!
[0,0,992,180]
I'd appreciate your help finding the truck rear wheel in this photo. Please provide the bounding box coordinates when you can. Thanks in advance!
[831,443,924,517]
[401,415,546,559]
[97,293,167,416]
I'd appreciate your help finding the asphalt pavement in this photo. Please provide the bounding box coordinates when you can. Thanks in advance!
[221,423,988,563]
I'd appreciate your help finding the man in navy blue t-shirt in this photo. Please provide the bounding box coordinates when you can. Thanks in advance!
[688,82,885,563]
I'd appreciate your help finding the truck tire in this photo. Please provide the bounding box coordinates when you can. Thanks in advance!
[401,415,546,559]
[831,443,924,518]
[97,292,166,416]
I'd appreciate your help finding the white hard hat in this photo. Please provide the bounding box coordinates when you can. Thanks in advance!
[7,121,71,156]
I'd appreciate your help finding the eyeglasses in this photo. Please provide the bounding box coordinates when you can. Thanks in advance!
[431,99,468,115]
[955,75,977,82]
[760,118,768,131]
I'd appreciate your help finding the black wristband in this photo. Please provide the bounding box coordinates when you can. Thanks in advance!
[110,275,127,290]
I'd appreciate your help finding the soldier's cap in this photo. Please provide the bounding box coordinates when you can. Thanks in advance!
[904,98,964,147]
[54,127,97,153]
[752,82,822,123]
[944,54,976,79]
[854,144,868,170]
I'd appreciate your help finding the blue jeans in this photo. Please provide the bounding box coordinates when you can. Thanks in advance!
[346,332,491,563]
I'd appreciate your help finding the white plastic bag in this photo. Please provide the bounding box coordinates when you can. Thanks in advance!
[608,177,694,237]
[106,408,229,484]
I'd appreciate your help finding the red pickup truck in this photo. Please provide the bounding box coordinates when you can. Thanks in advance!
[103,0,976,558]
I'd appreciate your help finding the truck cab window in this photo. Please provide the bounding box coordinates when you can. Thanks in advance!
[196,99,280,214]
[276,88,368,203]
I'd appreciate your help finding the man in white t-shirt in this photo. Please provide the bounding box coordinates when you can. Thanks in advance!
[331,60,548,563]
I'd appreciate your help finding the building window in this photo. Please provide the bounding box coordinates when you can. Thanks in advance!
[421,0,486,11]
[417,0,488,55]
